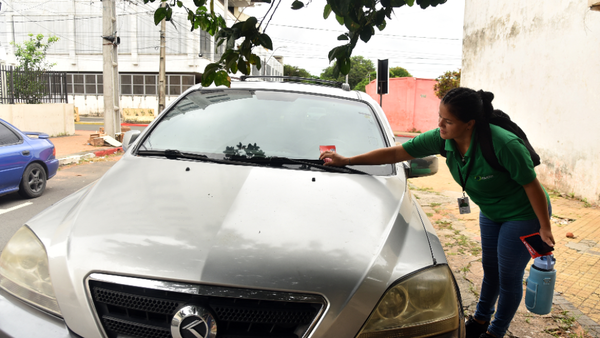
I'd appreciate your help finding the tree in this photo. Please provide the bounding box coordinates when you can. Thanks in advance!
[434,69,461,99]
[283,65,314,78]
[144,0,447,87]
[354,65,412,92]
[10,33,59,104]
[321,55,374,89]
[390,66,411,78]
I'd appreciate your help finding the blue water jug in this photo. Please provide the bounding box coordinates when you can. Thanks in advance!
[525,254,556,315]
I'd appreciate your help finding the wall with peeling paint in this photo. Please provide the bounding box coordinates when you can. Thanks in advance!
[462,0,600,205]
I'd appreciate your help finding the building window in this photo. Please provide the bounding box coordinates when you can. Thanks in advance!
[117,74,194,96]
[133,75,144,95]
[73,74,84,94]
[121,75,132,95]
[145,75,157,95]
[66,73,104,95]
[200,30,212,58]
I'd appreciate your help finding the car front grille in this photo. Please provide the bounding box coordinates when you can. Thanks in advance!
[88,274,326,338]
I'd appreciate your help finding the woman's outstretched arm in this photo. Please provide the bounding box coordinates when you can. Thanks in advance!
[319,145,415,167]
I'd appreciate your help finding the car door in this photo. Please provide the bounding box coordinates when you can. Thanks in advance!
[0,122,30,194]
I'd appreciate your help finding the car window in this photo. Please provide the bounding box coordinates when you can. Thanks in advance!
[139,89,393,175]
[0,122,21,146]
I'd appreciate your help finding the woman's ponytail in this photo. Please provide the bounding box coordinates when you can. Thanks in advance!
[477,90,495,121]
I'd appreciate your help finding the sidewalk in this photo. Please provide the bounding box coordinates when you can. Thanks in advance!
[50,130,123,166]
[409,160,600,337]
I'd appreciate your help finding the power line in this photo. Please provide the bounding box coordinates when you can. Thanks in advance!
[268,23,461,41]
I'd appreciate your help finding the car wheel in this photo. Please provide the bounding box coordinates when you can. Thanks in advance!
[18,163,47,199]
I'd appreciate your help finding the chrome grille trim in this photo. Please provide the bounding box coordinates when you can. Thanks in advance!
[85,273,328,338]
[88,273,326,303]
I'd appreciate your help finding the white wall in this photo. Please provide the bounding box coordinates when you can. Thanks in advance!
[0,104,75,136]
[462,0,600,204]
[69,95,179,117]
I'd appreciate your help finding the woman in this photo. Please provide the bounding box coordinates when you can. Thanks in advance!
[320,87,555,338]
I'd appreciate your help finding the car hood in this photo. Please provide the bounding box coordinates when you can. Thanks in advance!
[29,155,437,337]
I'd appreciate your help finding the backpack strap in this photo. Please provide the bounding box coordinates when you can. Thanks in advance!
[439,140,447,158]
[477,125,507,172]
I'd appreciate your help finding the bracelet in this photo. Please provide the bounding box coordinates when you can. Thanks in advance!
[348,158,351,165]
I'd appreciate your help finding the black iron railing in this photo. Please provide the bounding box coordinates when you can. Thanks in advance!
[0,65,68,104]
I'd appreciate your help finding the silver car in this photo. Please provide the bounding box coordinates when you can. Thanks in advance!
[0,77,464,338]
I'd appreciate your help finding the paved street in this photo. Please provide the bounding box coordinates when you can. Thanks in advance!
[0,159,119,252]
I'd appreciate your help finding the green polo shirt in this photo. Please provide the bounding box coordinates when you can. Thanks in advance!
[402,125,549,222]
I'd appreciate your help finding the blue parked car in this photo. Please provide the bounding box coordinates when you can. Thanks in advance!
[0,118,59,198]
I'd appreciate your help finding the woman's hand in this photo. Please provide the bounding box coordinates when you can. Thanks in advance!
[319,151,348,166]
[523,178,555,249]
[539,227,555,248]
[319,145,414,167]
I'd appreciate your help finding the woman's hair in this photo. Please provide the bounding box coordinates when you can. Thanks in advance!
[441,87,494,124]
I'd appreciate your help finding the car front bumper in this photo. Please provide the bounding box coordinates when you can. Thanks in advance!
[0,288,78,338]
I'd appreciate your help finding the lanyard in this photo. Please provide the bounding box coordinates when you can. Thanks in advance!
[456,141,477,195]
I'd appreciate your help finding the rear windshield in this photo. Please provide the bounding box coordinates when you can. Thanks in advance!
[138,89,393,175]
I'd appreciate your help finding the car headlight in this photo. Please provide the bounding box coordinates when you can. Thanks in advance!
[0,226,61,316]
[357,265,460,338]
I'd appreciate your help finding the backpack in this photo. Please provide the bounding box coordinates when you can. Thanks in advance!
[439,109,541,172]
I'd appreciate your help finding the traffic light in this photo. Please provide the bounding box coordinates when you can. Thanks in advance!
[377,59,389,95]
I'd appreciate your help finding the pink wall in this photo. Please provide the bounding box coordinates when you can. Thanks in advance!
[366,77,440,134]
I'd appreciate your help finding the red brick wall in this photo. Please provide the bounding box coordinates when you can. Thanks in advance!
[366,77,440,133]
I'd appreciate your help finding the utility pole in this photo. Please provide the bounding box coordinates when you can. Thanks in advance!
[102,0,120,138]
[158,2,166,114]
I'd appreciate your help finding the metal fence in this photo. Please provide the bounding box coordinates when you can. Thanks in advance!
[0,65,68,104]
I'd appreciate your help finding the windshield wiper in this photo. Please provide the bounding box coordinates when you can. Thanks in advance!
[137,150,258,166]
[136,151,366,174]
[224,155,366,174]
[269,157,367,174]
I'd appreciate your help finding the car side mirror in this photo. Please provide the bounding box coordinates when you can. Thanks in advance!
[405,155,438,178]
[122,130,141,152]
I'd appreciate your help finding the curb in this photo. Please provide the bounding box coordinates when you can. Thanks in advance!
[121,123,149,127]
[74,122,150,127]
[58,147,123,166]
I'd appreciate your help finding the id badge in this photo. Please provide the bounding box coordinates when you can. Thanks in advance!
[457,196,471,214]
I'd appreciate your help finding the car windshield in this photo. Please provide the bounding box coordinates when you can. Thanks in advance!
[138,89,393,175]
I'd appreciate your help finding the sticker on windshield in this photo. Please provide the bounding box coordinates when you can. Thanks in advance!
[320,145,336,163]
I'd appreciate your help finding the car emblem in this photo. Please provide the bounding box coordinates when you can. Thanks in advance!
[171,305,217,338]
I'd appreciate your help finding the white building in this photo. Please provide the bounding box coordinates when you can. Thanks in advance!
[462,0,600,205]
[1,0,283,115]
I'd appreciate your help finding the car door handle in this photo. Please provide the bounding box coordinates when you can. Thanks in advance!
[22,150,30,156]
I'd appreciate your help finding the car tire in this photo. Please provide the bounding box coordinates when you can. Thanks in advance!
[18,163,47,199]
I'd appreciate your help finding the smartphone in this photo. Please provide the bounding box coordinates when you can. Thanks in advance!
[520,233,554,257]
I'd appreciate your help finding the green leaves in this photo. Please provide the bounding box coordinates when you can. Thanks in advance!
[154,6,167,25]
[214,71,231,87]
[291,1,304,10]
[11,33,59,103]
[150,0,446,88]
[258,34,273,50]
[323,4,332,19]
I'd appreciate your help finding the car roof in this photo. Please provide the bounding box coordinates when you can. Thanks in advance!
[189,80,369,101]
